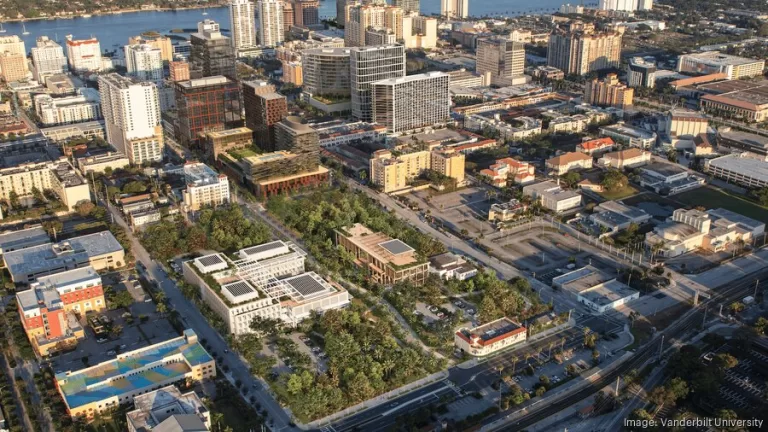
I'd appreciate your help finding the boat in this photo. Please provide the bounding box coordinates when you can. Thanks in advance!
[0,23,5,33]
[82,14,92,18]
[22,24,29,35]
[202,8,208,15]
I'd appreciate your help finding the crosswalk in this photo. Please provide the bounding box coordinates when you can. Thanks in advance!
[444,379,462,396]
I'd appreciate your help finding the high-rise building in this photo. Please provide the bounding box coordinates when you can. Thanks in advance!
[583,73,634,109]
[31,36,67,84]
[345,4,404,47]
[303,47,352,98]
[0,35,26,57]
[274,116,320,172]
[0,35,28,81]
[128,35,174,62]
[283,1,296,32]
[627,57,656,88]
[0,53,28,82]
[174,76,241,147]
[547,22,623,76]
[598,0,638,11]
[99,73,164,165]
[476,37,525,86]
[282,61,303,85]
[257,0,285,47]
[244,88,288,151]
[393,0,420,13]
[230,0,258,53]
[350,45,406,121]
[336,0,349,26]
[401,14,437,49]
[371,71,450,133]
[637,0,653,10]
[124,44,164,82]
[169,61,191,82]
[441,0,468,18]
[293,0,320,27]
[65,35,103,73]
[190,20,237,79]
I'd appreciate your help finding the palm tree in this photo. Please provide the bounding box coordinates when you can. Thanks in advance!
[211,412,224,431]
[510,355,518,376]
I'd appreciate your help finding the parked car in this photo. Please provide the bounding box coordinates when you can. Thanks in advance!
[106,350,116,356]
[96,338,108,344]
[311,347,322,353]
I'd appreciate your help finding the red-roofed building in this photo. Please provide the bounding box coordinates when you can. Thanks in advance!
[576,137,615,155]
[479,157,535,187]
[455,317,527,356]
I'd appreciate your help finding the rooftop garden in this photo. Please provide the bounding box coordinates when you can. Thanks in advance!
[228,147,262,161]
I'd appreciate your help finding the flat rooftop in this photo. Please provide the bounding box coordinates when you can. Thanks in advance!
[126,385,208,432]
[683,51,764,66]
[707,207,765,231]
[33,266,100,290]
[205,127,253,138]
[578,280,638,306]
[552,266,614,294]
[707,155,768,184]
[340,223,421,268]
[56,331,212,410]
[458,317,526,347]
[601,123,656,139]
[0,225,49,253]
[718,129,768,150]
[642,162,687,178]
[4,231,123,279]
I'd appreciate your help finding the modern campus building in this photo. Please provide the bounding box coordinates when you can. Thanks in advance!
[257,0,285,48]
[183,241,350,333]
[371,72,450,133]
[475,37,525,86]
[99,74,164,165]
[627,57,656,88]
[547,22,622,76]
[244,89,288,151]
[638,162,704,195]
[335,223,429,285]
[34,89,102,126]
[553,266,639,314]
[55,330,215,420]
[645,208,761,257]
[0,226,50,257]
[350,45,406,122]
[31,36,67,84]
[126,385,211,432]
[65,35,103,73]
[174,76,241,147]
[583,73,634,109]
[523,181,582,213]
[677,52,765,80]
[429,253,477,281]
[454,317,527,356]
[546,151,593,175]
[3,231,125,283]
[704,154,768,189]
[190,20,237,79]
[124,44,164,83]
[17,266,105,356]
[202,127,254,162]
[715,128,768,161]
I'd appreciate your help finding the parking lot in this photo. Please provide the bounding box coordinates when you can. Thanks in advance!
[410,186,498,238]
[413,298,477,326]
[709,346,768,412]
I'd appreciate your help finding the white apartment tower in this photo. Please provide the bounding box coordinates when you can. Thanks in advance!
[124,44,164,83]
[98,74,164,165]
[441,0,468,18]
[257,0,285,47]
[230,0,258,52]
[372,71,450,133]
[65,35,103,73]
[476,38,525,86]
[350,45,406,122]
[31,37,67,84]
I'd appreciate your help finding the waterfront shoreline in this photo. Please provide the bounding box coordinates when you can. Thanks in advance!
[0,4,227,23]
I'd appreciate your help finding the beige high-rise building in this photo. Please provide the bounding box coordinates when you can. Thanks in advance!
[370,143,465,193]
[547,22,623,76]
[169,61,190,82]
[303,47,351,98]
[0,53,28,82]
[257,0,285,47]
[371,71,450,133]
[229,0,258,53]
[128,35,174,62]
[401,14,437,49]
[345,4,403,47]
[583,73,634,109]
[0,35,26,57]
[476,37,525,86]
[441,0,468,18]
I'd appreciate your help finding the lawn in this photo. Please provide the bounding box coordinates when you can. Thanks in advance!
[598,184,640,200]
[674,186,768,223]
[228,147,260,160]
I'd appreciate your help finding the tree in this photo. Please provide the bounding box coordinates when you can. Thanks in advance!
[155,302,168,315]
[75,201,96,217]
[7,190,19,209]
[754,317,768,335]
[250,316,282,338]
[714,353,738,370]
[667,149,678,163]
[600,169,629,192]
[109,290,134,309]
[559,171,581,188]
[122,181,147,194]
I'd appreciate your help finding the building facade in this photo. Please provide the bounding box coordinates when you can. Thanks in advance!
[350,45,406,122]
[65,35,103,73]
[0,53,28,82]
[190,22,237,79]
[31,36,67,84]
[547,23,622,76]
[244,90,288,152]
[174,76,241,147]
[677,52,765,80]
[34,89,102,126]
[124,44,163,83]
[455,317,527,356]
[257,0,285,47]
[583,73,633,108]
[441,0,469,18]
[178,162,231,211]
[476,38,525,86]
[371,72,450,133]
[230,0,258,53]
[627,57,656,88]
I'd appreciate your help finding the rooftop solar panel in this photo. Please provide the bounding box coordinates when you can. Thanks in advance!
[284,274,328,297]
[222,280,255,298]
[241,241,285,256]
[378,239,414,255]
[198,254,224,267]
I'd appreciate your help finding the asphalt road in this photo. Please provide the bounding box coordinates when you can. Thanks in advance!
[105,201,297,432]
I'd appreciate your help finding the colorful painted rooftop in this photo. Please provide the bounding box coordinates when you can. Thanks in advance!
[56,330,212,409]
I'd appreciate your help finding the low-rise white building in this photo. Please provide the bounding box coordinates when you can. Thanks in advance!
[429,253,477,280]
[183,241,350,334]
[166,163,230,212]
[75,150,130,175]
[465,113,542,141]
[546,152,593,175]
[552,266,639,313]
[454,317,527,356]
[34,89,102,126]
[600,123,657,149]
[589,201,652,234]
[523,181,582,213]
[598,148,651,169]
[639,162,704,195]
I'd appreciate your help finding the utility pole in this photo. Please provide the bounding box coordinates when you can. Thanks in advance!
[658,335,664,358]
[702,305,707,327]
[755,279,760,298]
[615,376,620,396]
